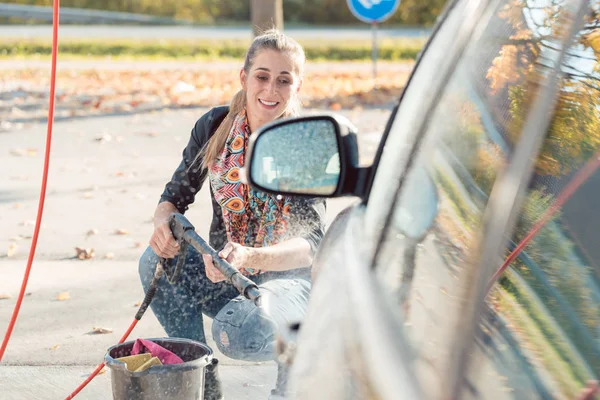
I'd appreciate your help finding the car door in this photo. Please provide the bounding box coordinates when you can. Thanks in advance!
[288,0,594,398]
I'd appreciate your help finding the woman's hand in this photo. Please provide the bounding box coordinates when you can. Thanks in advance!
[203,242,255,283]
[150,218,180,259]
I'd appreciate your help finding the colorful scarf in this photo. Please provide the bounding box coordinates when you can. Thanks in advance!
[208,110,292,274]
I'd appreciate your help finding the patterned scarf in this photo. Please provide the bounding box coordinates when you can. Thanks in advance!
[208,110,292,273]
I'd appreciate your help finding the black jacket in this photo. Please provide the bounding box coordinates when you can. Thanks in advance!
[159,106,326,277]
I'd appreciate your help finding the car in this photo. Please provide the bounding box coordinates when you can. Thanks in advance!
[244,0,600,398]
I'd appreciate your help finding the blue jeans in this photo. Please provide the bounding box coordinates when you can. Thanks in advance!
[138,245,311,362]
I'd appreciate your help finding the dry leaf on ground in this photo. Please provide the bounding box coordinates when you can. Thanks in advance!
[0,294,12,300]
[114,229,129,235]
[86,228,99,237]
[90,327,113,335]
[56,292,70,301]
[50,344,60,350]
[7,243,18,257]
[104,252,114,260]
[95,133,112,142]
[9,148,26,157]
[75,247,95,260]
[134,301,141,307]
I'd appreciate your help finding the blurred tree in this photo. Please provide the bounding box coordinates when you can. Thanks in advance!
[251,0,283,35]
[2,0,448,25]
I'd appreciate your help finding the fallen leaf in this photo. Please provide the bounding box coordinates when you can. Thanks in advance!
[104,252,114,260]
[133,242,143,248]
[97,366,107,375]
[95,133,112,142]
[26,148,38,156]
[114,229,129,236]
[114,171,125,177]
[50,344,60,350]
[56,292,70,301]
[90,327,113,335]
[0,294,12,300]
[82,192,94,199]
[10,148,26,157]
[75,247,95,260]
[7,243,18,257]
[86,228,99,237]
[329,103,342,111]
[134,301,141,307]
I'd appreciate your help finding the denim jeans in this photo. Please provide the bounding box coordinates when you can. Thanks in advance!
[138,245,311,362]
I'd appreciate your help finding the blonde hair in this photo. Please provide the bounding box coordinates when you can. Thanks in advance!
[198,29,305,170]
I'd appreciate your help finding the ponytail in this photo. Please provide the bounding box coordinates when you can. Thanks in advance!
[198,89,246,170]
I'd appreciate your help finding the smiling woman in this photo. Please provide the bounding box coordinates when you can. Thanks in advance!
[138,29,326,400]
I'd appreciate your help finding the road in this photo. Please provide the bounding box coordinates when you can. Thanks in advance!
[1,25,431,41]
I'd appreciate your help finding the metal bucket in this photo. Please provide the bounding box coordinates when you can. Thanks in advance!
[105,338,212,400]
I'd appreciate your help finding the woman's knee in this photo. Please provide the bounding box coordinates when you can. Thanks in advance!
[211,297,276,362]
[138,246,159,289]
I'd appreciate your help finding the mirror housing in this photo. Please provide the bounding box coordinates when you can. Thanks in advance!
[246,114,367,198]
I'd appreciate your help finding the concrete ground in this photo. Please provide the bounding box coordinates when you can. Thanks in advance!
[0,106,390,399]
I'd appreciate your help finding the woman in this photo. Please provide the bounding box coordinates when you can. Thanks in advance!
[138,29,325,400]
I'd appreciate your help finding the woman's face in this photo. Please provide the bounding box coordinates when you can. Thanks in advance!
[241,49,302,131]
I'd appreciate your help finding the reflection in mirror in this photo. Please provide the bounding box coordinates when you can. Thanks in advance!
[250,119,341,196]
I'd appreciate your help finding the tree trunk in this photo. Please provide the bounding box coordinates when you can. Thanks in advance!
[250,0,283,36]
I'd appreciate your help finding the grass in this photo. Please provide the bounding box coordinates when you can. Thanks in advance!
[0,38,425,61]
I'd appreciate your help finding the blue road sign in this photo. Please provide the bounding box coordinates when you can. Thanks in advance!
[347,0,400,23]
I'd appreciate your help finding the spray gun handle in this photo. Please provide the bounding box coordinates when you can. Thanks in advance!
[169,213,195,240]
[168,213,262,306]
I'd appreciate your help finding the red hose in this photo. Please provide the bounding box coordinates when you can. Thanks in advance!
[64,319,139,399]
[0,0,60,362]
[487,152,600,293]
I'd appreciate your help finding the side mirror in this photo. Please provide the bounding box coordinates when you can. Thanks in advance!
[246,114,365,198]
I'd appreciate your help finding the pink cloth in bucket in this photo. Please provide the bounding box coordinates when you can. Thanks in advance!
[130,339,184,365]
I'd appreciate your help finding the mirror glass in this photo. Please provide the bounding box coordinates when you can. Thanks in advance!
[250,119,341,196]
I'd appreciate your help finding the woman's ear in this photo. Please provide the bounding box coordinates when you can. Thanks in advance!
[240,68,247,90]
[296,77,303,93]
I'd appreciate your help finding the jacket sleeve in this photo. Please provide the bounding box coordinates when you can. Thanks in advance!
[289,197,327,257]
[158,112,213,214]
